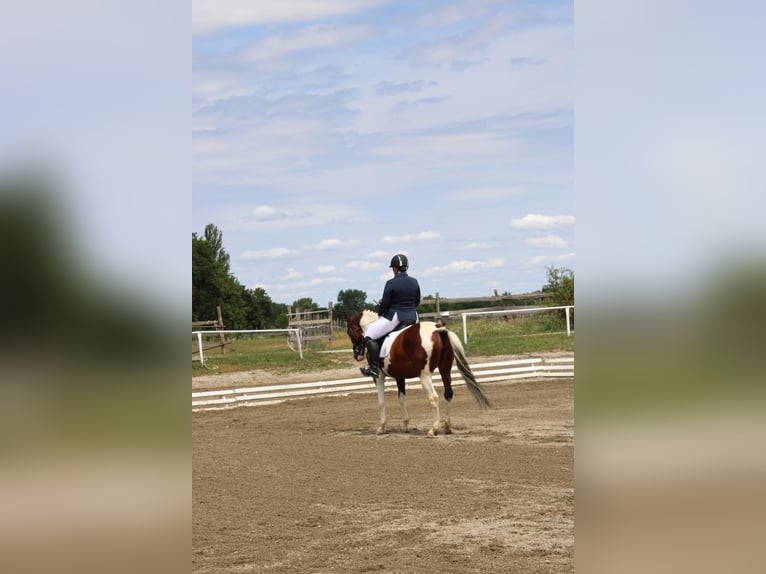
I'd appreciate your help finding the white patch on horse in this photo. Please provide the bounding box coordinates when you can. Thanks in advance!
[359,309,379,331]
[419,322,437,360]
[379,328,408,358]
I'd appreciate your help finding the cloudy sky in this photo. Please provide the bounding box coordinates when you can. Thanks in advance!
[193,0,573,307]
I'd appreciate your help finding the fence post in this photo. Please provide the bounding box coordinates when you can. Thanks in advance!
[565,306,571,336]
[296,328,304,359]
[216,305,226,354]
[327,301,333,349]
[462,313,468,345]
[197,331,204,366]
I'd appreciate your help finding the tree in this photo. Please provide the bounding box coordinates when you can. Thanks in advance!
[192,224,246,328]
[292,297,319,312]
[543,266,574,307]
[203,223,227,267]
[242,286,276,329]
[334,288,368,318]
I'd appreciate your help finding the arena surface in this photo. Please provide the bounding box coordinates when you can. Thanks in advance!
[193,376,573,573]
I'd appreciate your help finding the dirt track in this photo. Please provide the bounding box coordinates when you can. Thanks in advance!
[192,377,573,573]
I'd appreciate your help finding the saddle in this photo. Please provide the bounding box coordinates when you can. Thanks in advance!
[376,320,417,359]
[373,319,416,345]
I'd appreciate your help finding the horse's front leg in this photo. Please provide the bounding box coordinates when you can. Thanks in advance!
[375,376,387,434]
[396,378,410,432]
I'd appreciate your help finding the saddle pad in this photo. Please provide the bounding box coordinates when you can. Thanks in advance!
[379,325,413,359]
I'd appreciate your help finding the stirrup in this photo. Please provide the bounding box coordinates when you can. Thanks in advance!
[360,366,379,378]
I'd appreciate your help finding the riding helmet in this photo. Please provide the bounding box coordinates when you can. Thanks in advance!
[389,253,408,271]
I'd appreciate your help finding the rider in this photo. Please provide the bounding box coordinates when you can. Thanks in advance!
[360,254,421,379]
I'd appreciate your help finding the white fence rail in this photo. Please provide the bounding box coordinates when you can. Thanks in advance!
[192,328,304,364]
[192,355,573,411]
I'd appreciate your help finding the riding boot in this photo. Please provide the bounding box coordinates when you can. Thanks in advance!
[360,336,380,378]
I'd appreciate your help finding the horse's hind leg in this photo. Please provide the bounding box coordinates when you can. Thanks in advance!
[439,366,454,435]
[419,374,441,436]
[396,378,410,432]
[375,377,387,434]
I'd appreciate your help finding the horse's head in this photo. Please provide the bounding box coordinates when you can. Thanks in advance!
[345,313,366,362]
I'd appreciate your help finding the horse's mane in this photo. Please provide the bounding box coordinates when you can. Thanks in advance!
[359,309,379,330]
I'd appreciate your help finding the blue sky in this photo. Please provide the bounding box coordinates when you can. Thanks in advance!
[193,1,573,307]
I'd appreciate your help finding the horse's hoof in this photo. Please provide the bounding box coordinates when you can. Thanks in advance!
[427,428,436,437]
[376,426,386,435]
[444,425,453,435]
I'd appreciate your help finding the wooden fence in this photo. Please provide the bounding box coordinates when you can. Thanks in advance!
[287,302,334,349]
[192,305,226,360]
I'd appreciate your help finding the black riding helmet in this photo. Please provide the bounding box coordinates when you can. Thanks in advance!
[389,253,408,271]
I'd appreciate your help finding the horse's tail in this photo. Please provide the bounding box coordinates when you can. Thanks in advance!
[443,329,491,410]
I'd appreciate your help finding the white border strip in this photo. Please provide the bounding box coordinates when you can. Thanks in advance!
[192,356,573,411]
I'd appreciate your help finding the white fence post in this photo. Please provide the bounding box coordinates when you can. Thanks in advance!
[462,313,468,345]
[565,306,571,337]
[197,331,204,366]
[295,328,304,360]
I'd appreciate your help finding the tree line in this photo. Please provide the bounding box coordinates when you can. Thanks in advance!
[192,224,574,330]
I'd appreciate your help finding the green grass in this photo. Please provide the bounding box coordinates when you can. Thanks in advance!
[192,336,349,376]
[192,319,574,376]
[457,317,574,355]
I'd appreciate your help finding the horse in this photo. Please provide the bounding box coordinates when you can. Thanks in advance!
[345,310,491,436]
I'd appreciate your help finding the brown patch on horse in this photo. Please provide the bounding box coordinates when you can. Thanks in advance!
[434,329,455,401]
[383,324,428,380]
[433,329,454,373]
[428,330,443,373]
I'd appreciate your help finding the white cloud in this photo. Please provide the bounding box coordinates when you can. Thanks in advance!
[463,241,494,250]
[381,230,442,244]
[249,205,291,222]
[235,202,361,231]
[241,247,297,259]
[422,258,504,277]
[525,235,567,248]
[346,261,380,271]
[511,214,574,229]
[307,276,346,287]
[527,253,574,266]
[316,265,336,273]
[316,238,361,250]
[281,268,302,280]
[317,238,344,249]
[193,0,385,35]
[241,24,372,63]
[448,187,525,201]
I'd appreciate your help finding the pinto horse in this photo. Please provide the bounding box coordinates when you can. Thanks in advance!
[346,310,490,436]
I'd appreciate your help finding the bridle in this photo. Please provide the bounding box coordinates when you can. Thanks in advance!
[346,315,366,362]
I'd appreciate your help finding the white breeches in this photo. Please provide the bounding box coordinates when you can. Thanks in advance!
[365,312,399,340]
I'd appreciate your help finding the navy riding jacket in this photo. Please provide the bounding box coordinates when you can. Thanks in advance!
[377,271,421,322]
